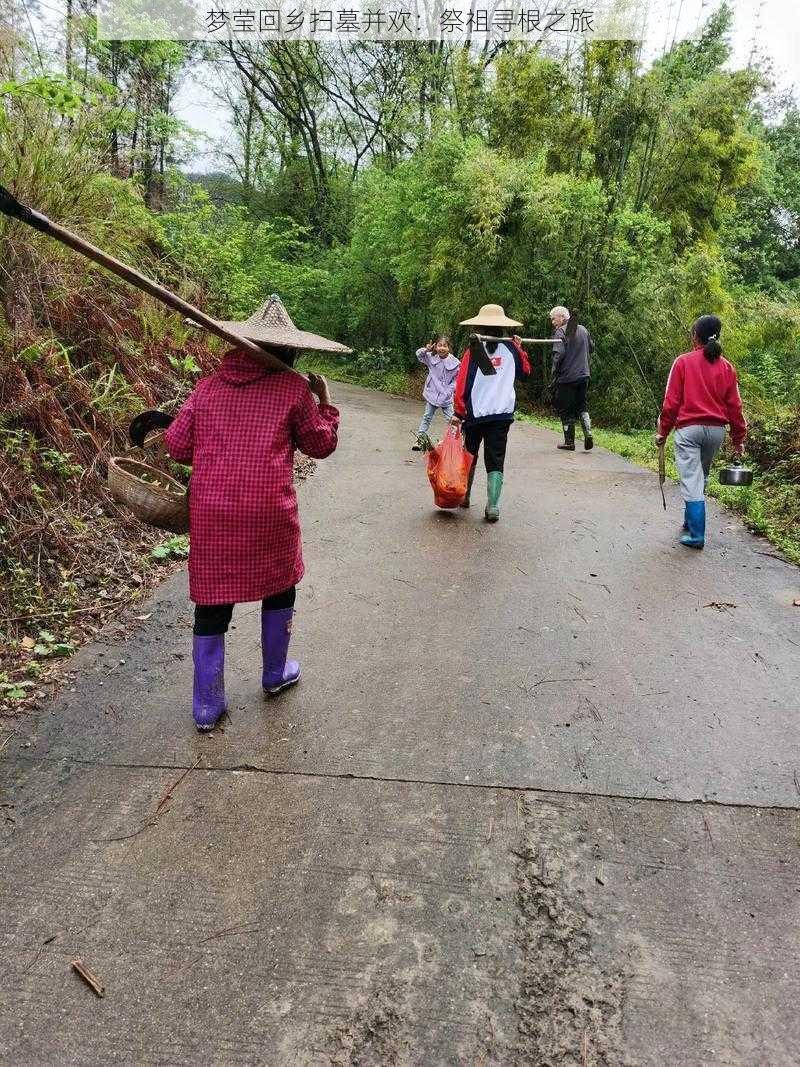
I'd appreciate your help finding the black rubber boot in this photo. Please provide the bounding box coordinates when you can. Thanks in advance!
[557,423,576,451]
[580,412,593,450]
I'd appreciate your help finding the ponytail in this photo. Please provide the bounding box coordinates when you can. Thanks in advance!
[703,337,722,363]
[565,309,579,343]
[692,314,723,364]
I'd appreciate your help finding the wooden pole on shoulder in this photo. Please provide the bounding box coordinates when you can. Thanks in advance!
[0,184,297,375]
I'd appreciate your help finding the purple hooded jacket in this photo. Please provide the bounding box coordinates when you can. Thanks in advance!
[416,347,460,407]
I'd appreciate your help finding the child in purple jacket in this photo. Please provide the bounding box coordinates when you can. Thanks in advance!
[412,336,461,450]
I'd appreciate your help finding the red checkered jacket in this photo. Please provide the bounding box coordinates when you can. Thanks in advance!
[164,349,339,604]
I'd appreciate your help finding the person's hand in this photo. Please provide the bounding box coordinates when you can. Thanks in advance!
[512,334,522,347]
[307,372,331,406]
[450,415,462,427]
[654,434,666,447]
[425,340,435,352]
[733,442,745,458]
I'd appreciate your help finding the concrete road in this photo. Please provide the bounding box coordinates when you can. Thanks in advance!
[1,382,798,1065]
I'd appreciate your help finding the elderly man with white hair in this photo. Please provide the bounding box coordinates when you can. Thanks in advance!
[549,306,594,451]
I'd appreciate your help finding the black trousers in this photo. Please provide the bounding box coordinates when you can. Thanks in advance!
[464,420,511,474]
[555,378,589,423]
[194,587,296,636]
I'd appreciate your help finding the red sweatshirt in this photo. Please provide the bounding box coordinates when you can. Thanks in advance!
[658,347,747,447]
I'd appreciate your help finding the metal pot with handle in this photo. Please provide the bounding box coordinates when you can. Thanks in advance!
[719,460,753,487]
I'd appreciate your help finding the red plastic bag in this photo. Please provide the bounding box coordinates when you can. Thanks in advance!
[426,424,473,509]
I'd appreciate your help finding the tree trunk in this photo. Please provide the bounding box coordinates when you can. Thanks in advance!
[65,0,73,74]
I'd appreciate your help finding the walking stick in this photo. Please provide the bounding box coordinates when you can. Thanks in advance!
[657,438,667,510]
[0,184,298,376]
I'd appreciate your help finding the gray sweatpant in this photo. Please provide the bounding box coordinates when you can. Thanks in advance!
[674,425,726,502]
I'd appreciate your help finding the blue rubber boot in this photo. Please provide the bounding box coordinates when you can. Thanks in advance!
[682,503,689,532]
[262,608,301,695]
[681,500,705,549]
[192,635,226,731]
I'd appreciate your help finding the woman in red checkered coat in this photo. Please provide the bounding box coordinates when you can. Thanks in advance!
[162,295,350,731]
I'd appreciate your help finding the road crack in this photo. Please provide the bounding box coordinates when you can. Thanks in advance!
[10,754,800,814]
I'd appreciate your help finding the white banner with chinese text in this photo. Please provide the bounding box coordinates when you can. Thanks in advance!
[97,0,649,41]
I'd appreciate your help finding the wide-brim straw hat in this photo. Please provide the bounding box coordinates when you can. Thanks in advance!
[213,294,352,353]
[459,303,523,329]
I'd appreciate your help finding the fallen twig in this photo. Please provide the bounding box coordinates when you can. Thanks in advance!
[577,578,612,594]
[574,746,589,780]
[702,815,714,849]
[4,602,128,624]
[71,958,105,997]
[197,922,263,946]
[100,756,202,842]
[155,756,202,816]
[534,676,591,688]
[583,695,603,724]
[165,955,203,980]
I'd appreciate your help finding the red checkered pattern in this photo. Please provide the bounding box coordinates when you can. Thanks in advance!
[164,349,339,605]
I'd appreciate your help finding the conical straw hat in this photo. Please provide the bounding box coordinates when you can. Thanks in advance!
[459,303,522,328]
[214,294,352,353]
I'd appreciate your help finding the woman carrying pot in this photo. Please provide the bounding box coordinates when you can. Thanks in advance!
[450,303,530,522]
[655,313,747,550]
[550,306,594,451]
[162,295,348,731]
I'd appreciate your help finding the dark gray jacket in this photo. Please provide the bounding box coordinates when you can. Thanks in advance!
[552,324,594,384]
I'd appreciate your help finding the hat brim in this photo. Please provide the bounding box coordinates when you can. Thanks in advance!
[459,313,523,328]
[212,319,352,354]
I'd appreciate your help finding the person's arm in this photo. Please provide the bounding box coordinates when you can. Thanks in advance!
[451,349,471,422]
[416,343,434,368]
[510,336,531,380]
[163,390,197,464]
[291,374,340,459]
[656,357,684,442]
[725,365,747,452]
[551,327,566,380]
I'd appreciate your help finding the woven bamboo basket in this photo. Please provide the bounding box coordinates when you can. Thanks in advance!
[107,456,189,534]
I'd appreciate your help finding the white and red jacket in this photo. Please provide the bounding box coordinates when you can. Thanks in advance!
[658,347,747,447]
[454,339,531,425]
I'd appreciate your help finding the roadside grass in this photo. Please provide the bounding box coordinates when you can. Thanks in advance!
[299,353,413,398]
[301,357,800,568]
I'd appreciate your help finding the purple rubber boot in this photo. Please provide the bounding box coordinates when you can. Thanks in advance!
[192,634,226,731]
[261,608,301,695]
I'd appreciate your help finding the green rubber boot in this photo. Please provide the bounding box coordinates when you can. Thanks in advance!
[485,471,503,523]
